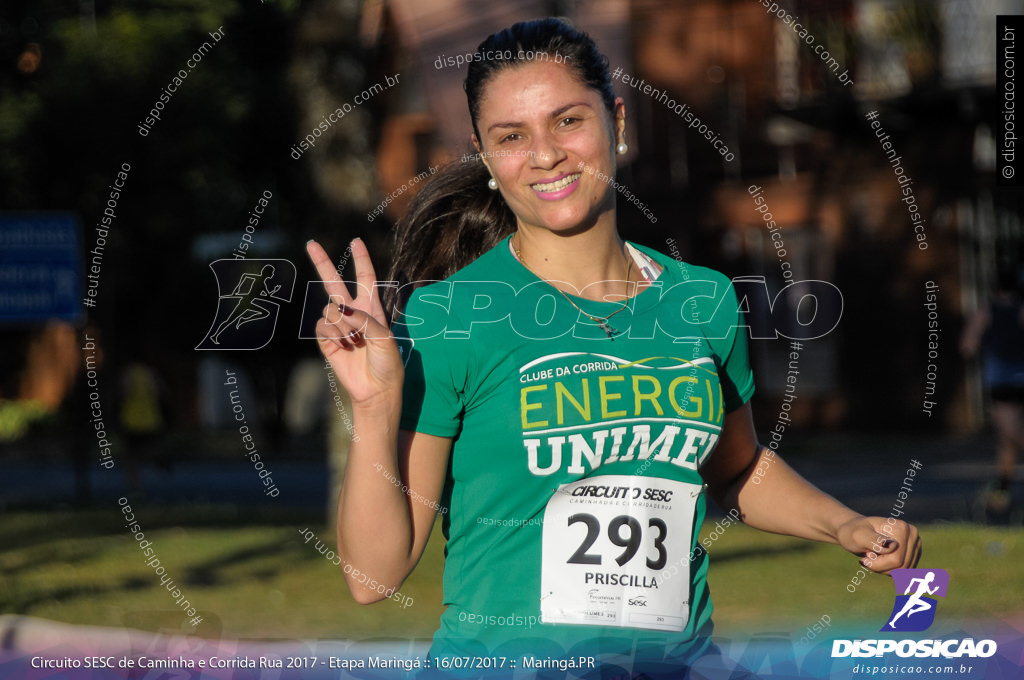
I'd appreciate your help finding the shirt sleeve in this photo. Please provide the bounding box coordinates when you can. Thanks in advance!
[392,284,467,437]
[699,270,756,412]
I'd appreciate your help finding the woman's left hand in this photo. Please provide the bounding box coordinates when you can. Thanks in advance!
[836,516,921,573]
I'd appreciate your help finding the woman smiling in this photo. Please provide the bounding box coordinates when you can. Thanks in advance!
[306,17,920,678]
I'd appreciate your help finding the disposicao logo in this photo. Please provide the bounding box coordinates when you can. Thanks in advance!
[882,568,948,632]
[196,260,295,350]
[831,568,997,659]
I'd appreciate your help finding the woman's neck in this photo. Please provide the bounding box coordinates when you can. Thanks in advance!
[512,221,638,302]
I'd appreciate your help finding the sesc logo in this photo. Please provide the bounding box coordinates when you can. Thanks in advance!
[882,568,948,632]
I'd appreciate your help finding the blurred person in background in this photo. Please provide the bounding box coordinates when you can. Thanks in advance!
[115,347,172,497]
[961,265,1024,516]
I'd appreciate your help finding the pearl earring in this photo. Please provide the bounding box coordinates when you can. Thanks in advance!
[616,142,629,156]
[488,178,498,190]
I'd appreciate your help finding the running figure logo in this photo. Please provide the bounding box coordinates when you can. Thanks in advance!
[196,259,295,350]
[881,568,949,632]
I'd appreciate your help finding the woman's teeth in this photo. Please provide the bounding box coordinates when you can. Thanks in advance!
[532,173,581,192]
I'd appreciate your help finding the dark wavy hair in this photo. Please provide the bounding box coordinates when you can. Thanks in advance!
[381,18,616,319]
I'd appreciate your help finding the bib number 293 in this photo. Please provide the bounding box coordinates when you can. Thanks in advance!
[540,475,701,632]
[567,514,668,570]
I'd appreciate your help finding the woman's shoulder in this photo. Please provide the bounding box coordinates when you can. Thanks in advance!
[395,238,514,327]
[628,241,734,288]
[449,236,515,281]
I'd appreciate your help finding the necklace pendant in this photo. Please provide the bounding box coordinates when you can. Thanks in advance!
[599,320,617,339]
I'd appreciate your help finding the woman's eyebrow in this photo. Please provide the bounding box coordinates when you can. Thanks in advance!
[486,102,592,133]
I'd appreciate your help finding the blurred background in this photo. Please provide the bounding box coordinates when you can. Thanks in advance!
[1,0,1023,653]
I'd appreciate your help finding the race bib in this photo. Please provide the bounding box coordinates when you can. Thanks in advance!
[540,475,701,632]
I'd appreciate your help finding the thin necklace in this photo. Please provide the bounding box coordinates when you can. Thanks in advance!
[514,235,634,339]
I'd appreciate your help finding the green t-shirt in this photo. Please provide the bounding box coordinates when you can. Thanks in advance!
[394,236,755,665]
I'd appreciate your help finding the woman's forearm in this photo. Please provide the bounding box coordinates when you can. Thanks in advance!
[711,446,862,544]
[334,401,415,602]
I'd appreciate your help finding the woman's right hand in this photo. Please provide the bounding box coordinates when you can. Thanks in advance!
[306,238,404,409]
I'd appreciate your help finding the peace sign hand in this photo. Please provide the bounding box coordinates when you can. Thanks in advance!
[306,238,404,409]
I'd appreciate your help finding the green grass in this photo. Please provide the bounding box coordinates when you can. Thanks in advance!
[0,506,446,640]
[1,509,1021,640]
[704,522,1023,635]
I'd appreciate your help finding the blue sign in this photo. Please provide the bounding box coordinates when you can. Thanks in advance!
[0,213,82,323]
